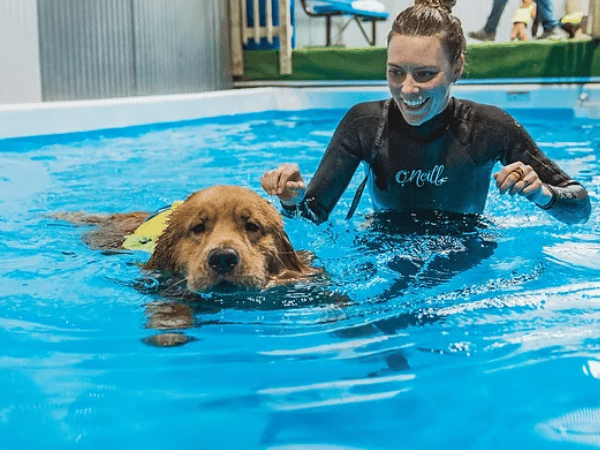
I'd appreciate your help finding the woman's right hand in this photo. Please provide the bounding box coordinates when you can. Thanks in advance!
[260,163,306,206]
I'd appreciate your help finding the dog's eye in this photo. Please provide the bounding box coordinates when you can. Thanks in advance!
[191,223,205,233]
[245,221,260,233]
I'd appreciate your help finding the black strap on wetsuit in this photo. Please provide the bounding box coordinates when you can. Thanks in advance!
[345,98,391,220]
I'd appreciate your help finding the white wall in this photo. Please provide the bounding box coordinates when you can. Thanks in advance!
[0,0,42,104]
[294,0,571,48]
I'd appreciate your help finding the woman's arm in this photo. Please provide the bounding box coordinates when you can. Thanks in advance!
[494,162,591,224]
[261,102,382,224]
[495,115,591,224]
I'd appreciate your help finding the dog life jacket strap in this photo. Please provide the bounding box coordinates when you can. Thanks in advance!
[122,200,183,252]
[345,98,391,220]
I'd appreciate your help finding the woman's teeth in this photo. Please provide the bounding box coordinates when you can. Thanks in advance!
[403,98,427,107]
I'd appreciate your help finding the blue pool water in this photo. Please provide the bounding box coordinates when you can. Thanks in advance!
[1,104,600,449]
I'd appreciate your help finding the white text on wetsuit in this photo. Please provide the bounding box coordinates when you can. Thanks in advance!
[394,165,448,187]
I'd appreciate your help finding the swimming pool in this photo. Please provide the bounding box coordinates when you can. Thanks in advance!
[1,85,600,449]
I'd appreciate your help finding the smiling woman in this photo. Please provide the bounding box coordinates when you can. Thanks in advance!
[260,0,591,226]
[385,0,464,127]
[386,34,462,126]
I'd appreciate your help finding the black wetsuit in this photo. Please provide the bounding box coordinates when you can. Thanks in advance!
[287,97,590,224]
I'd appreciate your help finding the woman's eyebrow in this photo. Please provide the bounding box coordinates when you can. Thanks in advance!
[386,63,438,70]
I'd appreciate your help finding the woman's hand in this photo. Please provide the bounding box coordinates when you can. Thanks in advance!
[260,163,306,206]
[493,162,553,208]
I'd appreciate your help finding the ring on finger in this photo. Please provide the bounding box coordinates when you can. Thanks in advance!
[509,167,525,183]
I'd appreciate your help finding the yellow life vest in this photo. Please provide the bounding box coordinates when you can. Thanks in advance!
[560,12,584,26]
[122,201,183,252]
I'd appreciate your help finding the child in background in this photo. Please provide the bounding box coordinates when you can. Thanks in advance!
[511,0,536,41]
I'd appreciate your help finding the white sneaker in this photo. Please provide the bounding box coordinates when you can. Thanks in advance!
[537,27,567,40]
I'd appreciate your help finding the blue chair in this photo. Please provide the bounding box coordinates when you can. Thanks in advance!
[299,0,389,46]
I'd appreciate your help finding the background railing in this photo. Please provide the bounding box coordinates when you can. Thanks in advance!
[589,0,600,38]
[229,0,293,76]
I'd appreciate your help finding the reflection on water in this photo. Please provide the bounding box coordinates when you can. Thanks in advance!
[537,406,600,447]
[355,210,498,300]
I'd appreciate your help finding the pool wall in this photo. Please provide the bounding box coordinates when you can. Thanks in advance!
[1,83,599,140]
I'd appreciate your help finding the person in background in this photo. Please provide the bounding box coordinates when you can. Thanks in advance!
[261,0,590,227]
[469,0,565,41]
[511,0,537,41]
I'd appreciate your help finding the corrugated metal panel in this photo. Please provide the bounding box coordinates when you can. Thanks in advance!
[38,0,231,101]
[204,0,234,91]
[38,0,135,101]
[133,0,231,96]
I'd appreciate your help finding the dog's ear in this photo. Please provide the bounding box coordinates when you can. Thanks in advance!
[267,228,321,284]
[143,221,186,272]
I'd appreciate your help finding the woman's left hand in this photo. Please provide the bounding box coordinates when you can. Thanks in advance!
[493,162,553,207]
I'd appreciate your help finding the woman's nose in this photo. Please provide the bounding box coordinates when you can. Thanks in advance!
[401,74,419,95]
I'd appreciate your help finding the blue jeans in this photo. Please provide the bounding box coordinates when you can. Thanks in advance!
[483,0,560,33]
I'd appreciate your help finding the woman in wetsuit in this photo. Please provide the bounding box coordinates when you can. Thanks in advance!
[261,0,591,225]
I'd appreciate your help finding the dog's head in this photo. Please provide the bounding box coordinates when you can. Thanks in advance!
[143,186,320,291]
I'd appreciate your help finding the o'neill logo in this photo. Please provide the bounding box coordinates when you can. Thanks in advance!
[395,165,448,187]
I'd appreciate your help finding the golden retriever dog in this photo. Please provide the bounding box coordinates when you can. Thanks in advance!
[59,185,321,291]
[147,185,321,290]
[54,186,326,346]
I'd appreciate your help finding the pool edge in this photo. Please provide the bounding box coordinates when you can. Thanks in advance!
[0,83,599,139]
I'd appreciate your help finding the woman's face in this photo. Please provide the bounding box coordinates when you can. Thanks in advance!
[386,34,463,126]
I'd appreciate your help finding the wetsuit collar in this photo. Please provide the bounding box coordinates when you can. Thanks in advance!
[394,97,455,142]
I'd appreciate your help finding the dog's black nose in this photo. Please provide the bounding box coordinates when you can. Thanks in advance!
[208,248,239,274]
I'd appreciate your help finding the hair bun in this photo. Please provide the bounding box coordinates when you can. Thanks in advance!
[415,0,456,13]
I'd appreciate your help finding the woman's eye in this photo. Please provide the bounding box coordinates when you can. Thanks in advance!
[387,69,405,79]
[191,223,205,233]
[245,221,260,232]
[414,71,437,82]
